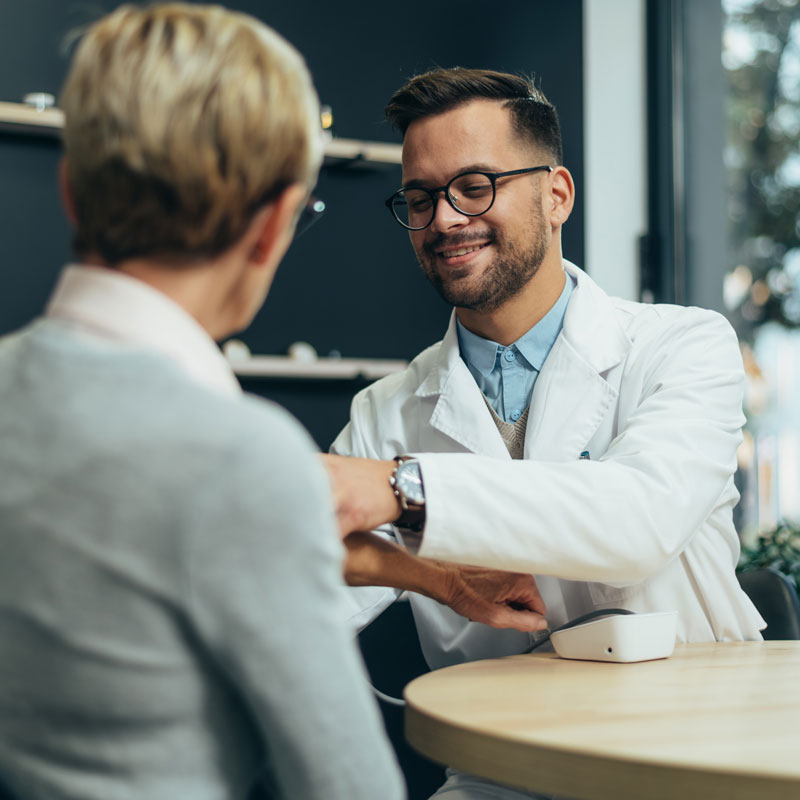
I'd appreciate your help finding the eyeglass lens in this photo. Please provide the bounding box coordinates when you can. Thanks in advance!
[391,172,494,230]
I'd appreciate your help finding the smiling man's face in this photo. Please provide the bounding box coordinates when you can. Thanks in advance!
[402,99,552,313]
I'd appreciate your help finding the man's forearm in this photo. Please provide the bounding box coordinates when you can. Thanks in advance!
[342,531,548,633]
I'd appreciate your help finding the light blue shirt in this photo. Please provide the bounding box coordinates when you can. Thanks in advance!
[456,273,573,423]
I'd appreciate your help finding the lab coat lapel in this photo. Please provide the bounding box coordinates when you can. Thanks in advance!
[524,262,630,461]
[415,263,630,462]
[416,315,510,459]
[524,336,617,460]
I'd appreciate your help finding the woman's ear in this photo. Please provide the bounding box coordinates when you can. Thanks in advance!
[59,158,79,227]
[245,183,307,269]
[547,166,575,229]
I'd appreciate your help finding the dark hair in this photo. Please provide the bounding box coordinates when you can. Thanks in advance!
[385,67,563,165]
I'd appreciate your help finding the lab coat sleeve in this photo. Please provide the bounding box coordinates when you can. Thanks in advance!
[414,308,745,585]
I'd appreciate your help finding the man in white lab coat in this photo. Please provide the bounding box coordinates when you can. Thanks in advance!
[325,68,764,799]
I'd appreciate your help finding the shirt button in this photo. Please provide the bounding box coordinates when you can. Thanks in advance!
[510,410,521,421]
[503,350,516,362]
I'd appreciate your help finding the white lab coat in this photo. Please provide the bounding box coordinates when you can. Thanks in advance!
[333,261,764,671]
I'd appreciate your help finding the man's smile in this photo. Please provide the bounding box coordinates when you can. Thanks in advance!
[426,234,496,270]
[437,242,491,260]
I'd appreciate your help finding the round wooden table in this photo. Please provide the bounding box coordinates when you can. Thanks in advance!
[404,642,800,799]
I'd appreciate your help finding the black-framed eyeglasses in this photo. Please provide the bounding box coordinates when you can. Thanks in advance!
[385,166,553,231]
[293,196,326,240]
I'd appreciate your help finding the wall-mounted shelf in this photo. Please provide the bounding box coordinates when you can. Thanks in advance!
[323,137,400,166]
[229,353,407,381]
[0,100,64,136]
[0,100,401,165]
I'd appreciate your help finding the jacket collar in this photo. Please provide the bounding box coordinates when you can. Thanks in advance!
[45,264,242,397]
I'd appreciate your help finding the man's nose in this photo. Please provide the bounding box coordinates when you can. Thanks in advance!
[430,193,470,233]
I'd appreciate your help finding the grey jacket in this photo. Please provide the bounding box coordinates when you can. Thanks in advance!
[0,318,404,800]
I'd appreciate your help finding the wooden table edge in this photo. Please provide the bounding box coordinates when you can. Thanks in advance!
[404,643,800,800]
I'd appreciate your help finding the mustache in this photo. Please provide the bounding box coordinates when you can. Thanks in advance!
[423,229,498,256]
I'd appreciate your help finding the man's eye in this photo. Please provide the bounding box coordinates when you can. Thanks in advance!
[408,195,433,211]
[461,183,492,197]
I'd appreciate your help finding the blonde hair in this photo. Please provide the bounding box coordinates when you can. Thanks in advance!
[60,3,323,264]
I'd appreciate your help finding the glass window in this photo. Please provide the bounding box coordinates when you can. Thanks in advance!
[722,0,800,531]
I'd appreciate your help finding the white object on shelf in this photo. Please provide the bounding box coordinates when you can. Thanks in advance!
[221,339,252,363]
[0,100,401,164]
[286,340,318,363]
[23,92,55,111]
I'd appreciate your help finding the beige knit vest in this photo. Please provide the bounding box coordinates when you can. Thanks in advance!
[482,396,529,460]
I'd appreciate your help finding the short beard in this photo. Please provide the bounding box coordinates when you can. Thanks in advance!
[416,208,548,313]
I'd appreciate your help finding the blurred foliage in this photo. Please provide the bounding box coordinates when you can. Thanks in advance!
[738,520,800,591]
[723,0,800,340]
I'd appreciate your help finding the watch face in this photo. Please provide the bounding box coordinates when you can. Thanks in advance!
[396,461,425,505]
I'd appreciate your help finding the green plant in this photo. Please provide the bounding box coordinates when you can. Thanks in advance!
[738,520,800,593]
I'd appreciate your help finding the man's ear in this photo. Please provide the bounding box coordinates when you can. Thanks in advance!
[246,183,307,269]
[59,158,78,227]
[547,166,575,229]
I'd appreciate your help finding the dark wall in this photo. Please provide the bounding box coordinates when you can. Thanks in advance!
[0,0,584,450]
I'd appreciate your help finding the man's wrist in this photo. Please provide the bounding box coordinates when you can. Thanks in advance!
[389,456,426,545]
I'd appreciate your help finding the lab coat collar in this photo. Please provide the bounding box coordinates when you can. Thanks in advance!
[415,261,631,459]
[413,313,508,457]
[559,260,632,374]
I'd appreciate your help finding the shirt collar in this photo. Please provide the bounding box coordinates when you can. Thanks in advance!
[45,264,241,397]
[456,271,574,376]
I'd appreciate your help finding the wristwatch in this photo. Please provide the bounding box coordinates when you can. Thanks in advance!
[389,456,426,532]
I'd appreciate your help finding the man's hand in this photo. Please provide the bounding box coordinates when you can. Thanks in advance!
[342,532,547,633]
[440,563,548,633]
[321,453,400,538]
